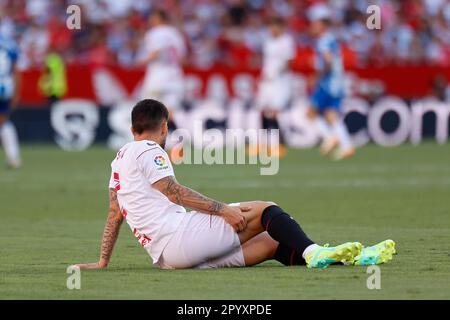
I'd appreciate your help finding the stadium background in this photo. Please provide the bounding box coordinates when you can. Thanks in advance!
[2,0,450,148]
[1,0,450,300]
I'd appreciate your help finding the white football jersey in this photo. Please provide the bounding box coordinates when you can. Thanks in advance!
[141,25,186,69]
[109,140,186,264]
[262,33,296,80]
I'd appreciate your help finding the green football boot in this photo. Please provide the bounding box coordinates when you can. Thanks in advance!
[305,242,363,269]
[354,239,396,266]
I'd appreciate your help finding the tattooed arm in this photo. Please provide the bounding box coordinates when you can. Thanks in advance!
[74,189,124,269]
[152,176,248,232]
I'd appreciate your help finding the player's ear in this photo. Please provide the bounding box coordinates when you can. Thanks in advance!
[161,120,168,136]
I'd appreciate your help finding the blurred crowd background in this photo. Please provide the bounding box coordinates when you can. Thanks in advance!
[2,0,450,71]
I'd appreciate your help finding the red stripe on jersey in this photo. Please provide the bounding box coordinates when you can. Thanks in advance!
[122,208,127,218]
[136,147,160,160]
[113,172,120,191]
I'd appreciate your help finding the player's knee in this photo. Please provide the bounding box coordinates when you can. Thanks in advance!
[324,110,338,123]
[262,110,277,119]
[257,201,277,211]
[246,201,278,218]
[266,201,277,207]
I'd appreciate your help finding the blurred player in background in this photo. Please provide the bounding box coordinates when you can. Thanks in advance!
[138,9,186,134]
[306,4,355,160]
[254,16,295,157]
[0,35,21,169]
[38,47,67,105]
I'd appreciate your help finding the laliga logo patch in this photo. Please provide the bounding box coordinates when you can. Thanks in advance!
[153,155,168,170]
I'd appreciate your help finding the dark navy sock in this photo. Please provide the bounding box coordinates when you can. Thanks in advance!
[274,243,306,266]
[261,205,315,255]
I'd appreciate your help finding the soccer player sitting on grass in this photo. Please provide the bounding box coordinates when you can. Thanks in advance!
[74,99,395,270]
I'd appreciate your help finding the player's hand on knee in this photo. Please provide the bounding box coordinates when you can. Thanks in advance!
[222,205,247,233]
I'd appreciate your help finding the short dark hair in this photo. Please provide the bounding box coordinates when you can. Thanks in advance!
[131,99,169,134]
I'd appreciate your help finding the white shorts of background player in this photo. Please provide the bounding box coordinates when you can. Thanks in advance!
[255,73,292,111]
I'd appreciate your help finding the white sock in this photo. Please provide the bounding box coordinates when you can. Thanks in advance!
[314,118,332,140]
[332,120,353,150]
[302,244,320,259]
[0,121,21,165]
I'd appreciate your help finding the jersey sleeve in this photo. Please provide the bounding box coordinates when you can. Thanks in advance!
[136,143,175,184]
[108,159,118,190]
[108,170,115,189]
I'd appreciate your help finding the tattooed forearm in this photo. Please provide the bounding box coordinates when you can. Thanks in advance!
[100,189,124,263]
[154,176,226,215]
[209,200,224,215]
[163,177,183,205]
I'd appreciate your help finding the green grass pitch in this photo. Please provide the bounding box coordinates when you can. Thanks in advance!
[1,143,449,299]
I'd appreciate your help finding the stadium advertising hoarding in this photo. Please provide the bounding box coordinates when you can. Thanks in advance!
[13,65,450,150]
